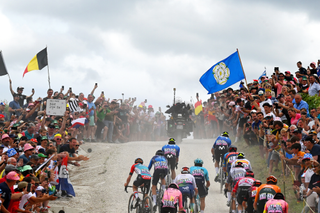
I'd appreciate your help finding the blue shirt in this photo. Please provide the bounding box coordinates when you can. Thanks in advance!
[190,166,210,182]
[17,154,30,166]
[24,130,34,140]
[308,82,320,96]
[294,100,309,114]
[148,155,168,170]
[87,101,96,116]
[252,120,261,131]
[8,100,21,117]
[162,144,180,157]
[213,136,231,148]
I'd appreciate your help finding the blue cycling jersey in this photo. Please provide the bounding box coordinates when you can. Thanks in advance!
[162,144,180,157]
[148,155,168,170]
[190,166,210,182]
[213,136,231,148]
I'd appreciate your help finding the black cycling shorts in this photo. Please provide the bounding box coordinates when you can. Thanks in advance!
[161,203,178,213]
[152,168,168,186]
[165,154,177,170]
[195,179,208,198]
[214,146,228,162]
[236,186,250,205]
[133,175,151,195]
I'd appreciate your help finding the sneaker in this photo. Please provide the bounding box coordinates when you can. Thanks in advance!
[226,200,231,207]
[135,197,140,208]
[224,188,228,198]
[153,204,157,212]
[214,175,220,183]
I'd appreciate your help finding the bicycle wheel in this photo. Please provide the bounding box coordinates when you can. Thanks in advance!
[219,167,223,193]
[183,196,189,213]
[142,196,154,213]
[194,195,200,213]
[128,194,139,213]
[166,170,172,188]
[157,184,163,212]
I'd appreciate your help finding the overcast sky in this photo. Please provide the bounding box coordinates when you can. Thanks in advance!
[1,0,320,110]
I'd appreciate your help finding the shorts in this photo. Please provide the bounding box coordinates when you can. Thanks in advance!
[270,150,280,161]
[161,203,178,213]
[89,115,95,126]
[239,118,247,128]
[236,186,250,205]
[195,179,208,198]
[133,175,151,195]
[307,192,318,208]
[179,185,195,200]
[165,154,177,170]
[214,147,228,162]
[152,168,168,186]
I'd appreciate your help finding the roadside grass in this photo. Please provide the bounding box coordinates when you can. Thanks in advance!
[235,139,304,213]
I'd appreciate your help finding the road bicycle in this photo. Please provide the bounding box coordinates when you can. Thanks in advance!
[194,194,200,213]
[149,179,165,212]
[219,159,226,193]
[125,185,154,213]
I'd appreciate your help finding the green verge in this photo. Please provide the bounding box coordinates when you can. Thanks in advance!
[234,138,304,213]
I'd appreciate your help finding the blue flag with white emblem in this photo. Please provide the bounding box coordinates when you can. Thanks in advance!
[200,51,245,94]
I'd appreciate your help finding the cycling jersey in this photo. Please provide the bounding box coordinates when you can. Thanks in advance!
[174,174,197,189]
[213,136,232,148]
[162,188,184,209]
[227,167,246,186]
[263,199,288,213]
[190,166,209,197]
[233,177,255,205]
[129,163,152,180]
[247,186,258,213]
[233,177,255,193]
[148,155,169,170]
[231,159,252,171]
[162,144,180,157]
[254,184,281,213]
[223,152,239,168]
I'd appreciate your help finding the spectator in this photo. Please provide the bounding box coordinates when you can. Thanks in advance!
[86,94,97,142]
[8,94,22,117]
[303,136,320,163]
[0,102,8,122]
[308,74,320,96]
[17,144,35,166]
[296,61,307,78]
[297,76,309,94]
[293,94,309,114]
[9,79,35,107]
[0,171,20,211]
[23,123,35,140]
[42,89,53,110]
[288,108,301,126]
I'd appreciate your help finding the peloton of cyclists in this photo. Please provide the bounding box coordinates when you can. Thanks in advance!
[162,138,181,180]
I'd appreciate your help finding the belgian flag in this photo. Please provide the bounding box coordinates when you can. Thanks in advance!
[23,48,48,77]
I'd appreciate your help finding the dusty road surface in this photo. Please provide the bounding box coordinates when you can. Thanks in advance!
[51,139,229,213]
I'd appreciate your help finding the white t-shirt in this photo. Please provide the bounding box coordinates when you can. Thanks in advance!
[19,192,35,210]
[260,99,273,116]
[304,168,315,183]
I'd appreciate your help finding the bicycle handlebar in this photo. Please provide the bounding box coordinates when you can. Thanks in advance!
[124,186,133,193]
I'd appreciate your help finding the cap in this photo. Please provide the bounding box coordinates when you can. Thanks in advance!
[0,114,4,119]
[28,103,34,107]
[302,76,308,80]
[0,102,6,106]
[36,186,45,191]
[250,110,257,114]
[7,148,17,158]
[264,113,273,118]
[148,105,153,109]
[38,153,47,158]
[4,165,17,175]
[30,138,37,143]
[18,181,28,190]
[262,103,272,108]
[1,134,9,140]
[274,117,282,122]
[304,135,315,143]
[277,94,284,99]
[228,101,235,106]
[17,87,24,90]
[303,153,313,160]
[24,143,34,152]
[41,136,48,141]
[258,90,264,96]
[310,130,317,135]
[285,71,291,74]
[6,171,20,180]
[293,127,302,134]
[19,165,32,173]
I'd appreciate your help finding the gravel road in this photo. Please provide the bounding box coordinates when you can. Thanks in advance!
[51,139,229,213]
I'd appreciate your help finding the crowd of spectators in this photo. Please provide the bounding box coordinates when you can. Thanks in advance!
[0,79,169,212]
[192,61,320,212]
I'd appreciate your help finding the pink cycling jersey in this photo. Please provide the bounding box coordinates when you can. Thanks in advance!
[162,188,183,209]
[263,199,288,213]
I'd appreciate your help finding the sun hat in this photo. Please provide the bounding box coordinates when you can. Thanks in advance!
[6,171,20,181]
[38,153,47,158]
[19,165,33,173]
[1,134,9,140]
[36,186,45,191]
[7,148,17,158]
[24,143,34,152]
[18,181,28,189]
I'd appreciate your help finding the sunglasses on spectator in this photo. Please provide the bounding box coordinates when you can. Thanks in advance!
[56,138,61,141]
[75,145,79,147]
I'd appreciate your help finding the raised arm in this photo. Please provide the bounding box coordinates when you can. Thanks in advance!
[9,79,15,96]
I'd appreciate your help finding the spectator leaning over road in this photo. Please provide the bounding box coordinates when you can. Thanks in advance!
[0,171,20,212]
[303,136,320,164]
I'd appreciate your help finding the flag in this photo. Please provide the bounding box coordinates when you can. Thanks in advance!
[34,154,55,177]
[258,70,267,83]
[194,100,203,115]
[200,51,245,94]
[70,117,86,129]
[23,48,48,77]
[57,155,75,197]
[0,51,8,76]
[68,99,81,112]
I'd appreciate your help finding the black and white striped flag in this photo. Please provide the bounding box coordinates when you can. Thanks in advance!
[68,99,81,112]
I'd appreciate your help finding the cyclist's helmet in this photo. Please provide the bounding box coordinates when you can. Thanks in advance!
[245,170,254,178]
[155,150,164,156]
[181,167,190,174]
[266,175,278,184]
[169,183,179,189]
[238,152,245,159]
[253,180,262,187]
[134,158,143,164]
[229,145,237,152]
[222,131,229,137]
[273,193,285,200]
[235,161,244,167]
[168,138,176,144]
[194,158,203,166]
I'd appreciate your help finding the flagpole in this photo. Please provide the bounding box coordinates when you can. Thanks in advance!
[236,48,248,89]
[46,46,51,89]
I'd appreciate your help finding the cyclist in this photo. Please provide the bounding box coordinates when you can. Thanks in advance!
[232,170,255,213]
[244,180,262,213]
[190,158,210,213]
[124,158,152,204]
[161,183,186,213]
[231,152,252,171]
[227,161,246,209]
[173,167,198,213]
[162,138,180,180]
[148,150,169,209]
[263,193,288,213]
[211,131,231,182]
[254,175,281,213]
